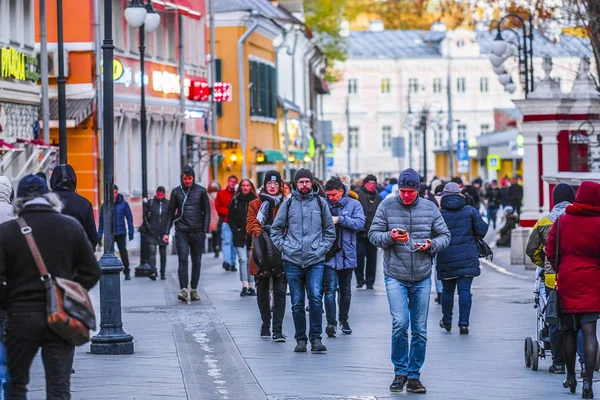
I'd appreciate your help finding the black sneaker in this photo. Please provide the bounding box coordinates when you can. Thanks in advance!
[549,363,566,374]
[260,325,270,338]
[311,338,327,353]
[240,288,248,297]
[149,272,157,281]
[356,283,364,289]
[366,286,374,290]
[325,324,337,338]
[294,340,307,353]
[439,320,451,332]
[406,379,427,393]
[160,275,166,280]
[339,320,352,335]
[230,266,238,272]
[459,325,469,335]
[389,375,407,392]
[272,332,286,342]
[247,288,257,296]
[223,262,231,271]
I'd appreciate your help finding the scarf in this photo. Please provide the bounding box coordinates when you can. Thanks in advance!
[257,193,283,225]
[566,202,600,217]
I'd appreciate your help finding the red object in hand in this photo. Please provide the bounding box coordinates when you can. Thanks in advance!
[414,239,432,251]
[391,229,409,243]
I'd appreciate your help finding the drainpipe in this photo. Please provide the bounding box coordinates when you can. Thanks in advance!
[274,29,290,180]
[302,47,315,156]
[289,29,298,104]
[238,11,260,178]
[39,0,50,145]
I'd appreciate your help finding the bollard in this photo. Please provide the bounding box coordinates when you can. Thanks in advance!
[511,227,534,269]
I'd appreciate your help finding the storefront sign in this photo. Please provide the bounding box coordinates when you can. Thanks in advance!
[0,47,39,82]
[184,109,205,119]
[113,59,124,80]
[152,71,180,95]
[487,154,501,171]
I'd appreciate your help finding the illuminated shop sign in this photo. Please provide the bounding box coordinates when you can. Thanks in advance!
[152,71,180,95]
[0,47,39,82]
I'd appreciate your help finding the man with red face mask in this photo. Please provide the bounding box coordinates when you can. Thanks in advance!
[145,186,170,280]
[369,168,450,394]
[165,166,211,303]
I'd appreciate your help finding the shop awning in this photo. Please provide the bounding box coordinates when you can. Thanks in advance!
[0,140,22,152]
[47,98,94,128]
[153,0,202,19]
[289,150,307,162]
[263,150,285,162]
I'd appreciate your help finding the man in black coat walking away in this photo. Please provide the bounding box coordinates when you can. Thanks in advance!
[356,174,382,289]
[50,164,98,248]
[165,166,211,303]
[146,186,170,281]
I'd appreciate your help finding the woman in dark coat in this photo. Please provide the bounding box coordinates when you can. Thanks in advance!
[547,181,600,398]
[228,179,258,297]
[436,182,488,335]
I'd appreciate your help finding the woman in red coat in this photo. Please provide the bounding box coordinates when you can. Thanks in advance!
[547,181,600,399]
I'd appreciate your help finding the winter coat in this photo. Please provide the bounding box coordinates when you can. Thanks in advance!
[271,186,336,268]
[369,196,451,284]
[50,164,98,248]
[485,187,502,210]
[496,215,518,247]
[98,194,134,240]
[227,192,258,248]
[0,176,13,225]
[166,166,211,233]
[380,183,396,199]
[526,201,569,277]
[508,184,524,208]
[436,195,489,280]
[357,185,382,238]
[215,188,235,223]
[247,196,282,275]
[324,188,365,270]
[0,202,101,313]
[145,197,170,246]
[462,185,481,209]
[547,181,600,313]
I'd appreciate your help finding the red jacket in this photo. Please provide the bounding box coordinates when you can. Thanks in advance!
[215,188,235,223]
[547,181,600,314]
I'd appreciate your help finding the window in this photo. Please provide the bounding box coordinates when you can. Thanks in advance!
[155,19,165,59]
[457,77,466,93]
[348,79,358,94]
[433,78,442,93]
[9,0,18,42]
[457,39,465,48]
[128,25,139,53]
[23,0,32,46]
[480,124,490,135]
[185,17,203,65]
[166,13,177,61]
[382,126,392,149]
[1,0,34,48]
[457,124,467,140]
[112,0,125,51]
[480,77,489,93]
[249,59,277,120]
[196,18,205,66]
[408,78,419,93]
[381,78,391,94]
[349,127,360,149]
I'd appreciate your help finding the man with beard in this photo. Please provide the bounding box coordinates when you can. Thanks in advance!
[165,166,211,302]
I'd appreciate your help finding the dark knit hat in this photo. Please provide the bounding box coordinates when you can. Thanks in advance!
[398,168,420,191]
[553,183,576,205]
[264,170,282,187]
[363,174,377,185]
[294,168,313,184]
[442,182,461,197]
[17,174,49,198]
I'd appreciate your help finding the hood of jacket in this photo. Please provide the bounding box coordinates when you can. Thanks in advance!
[549,201,570,222]
[0,176,12,203]
[115,193,124,204]
[441,194,466,211]
[50,164,77,191]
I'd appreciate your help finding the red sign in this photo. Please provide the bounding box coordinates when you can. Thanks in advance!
[188,79,211,101]
[213,82,232,102]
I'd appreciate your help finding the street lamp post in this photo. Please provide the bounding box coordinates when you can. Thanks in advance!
[489,12,534,97]
[90,0,134,355]
[125,0,161,278]
[57,0,67,163]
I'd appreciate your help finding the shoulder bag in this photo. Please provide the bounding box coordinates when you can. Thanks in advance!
[472,212,493,261]
[17,218,96,346]
[545,216,561,325]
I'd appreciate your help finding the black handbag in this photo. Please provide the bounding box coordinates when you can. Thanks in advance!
[545,216,561,324]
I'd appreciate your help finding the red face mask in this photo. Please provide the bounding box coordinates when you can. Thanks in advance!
[400,189,419,205]
[156,192,165,200]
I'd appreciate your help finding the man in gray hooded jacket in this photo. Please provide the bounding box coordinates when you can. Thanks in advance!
[369,168,450,394]
[271,168,336,353]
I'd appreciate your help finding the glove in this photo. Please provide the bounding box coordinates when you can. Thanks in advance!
[129,234,134,241]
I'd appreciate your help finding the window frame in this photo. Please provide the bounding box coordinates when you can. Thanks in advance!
[457,124,467,140]
[349,126,360,150]
[457,77,466,93]
[433,77,442,93]
[480,123,490,135]
[381,78,391,94]
[408,78,419,93]
[382,125,392,149]
[348,78,358,94]
[480,77,489,93]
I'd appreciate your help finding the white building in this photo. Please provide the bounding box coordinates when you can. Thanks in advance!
[323,23,591,181]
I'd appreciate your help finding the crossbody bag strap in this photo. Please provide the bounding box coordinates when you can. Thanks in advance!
[555,215,561,275]
[16,217,49,278]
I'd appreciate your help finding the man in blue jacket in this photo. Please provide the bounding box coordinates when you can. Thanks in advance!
[99,185,134,280]
[271,169,336,353]
[323,177,365,338]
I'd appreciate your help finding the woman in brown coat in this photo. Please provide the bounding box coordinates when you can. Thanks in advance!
[247,170,287,342]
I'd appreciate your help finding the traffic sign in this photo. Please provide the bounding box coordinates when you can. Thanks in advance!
[487,154,501,171]
[325,144,334,154]
[457,140,469,162]
[326,157,334,167]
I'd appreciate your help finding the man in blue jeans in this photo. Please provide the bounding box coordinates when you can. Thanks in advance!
[369,168,450,394]
[271,168,336,353]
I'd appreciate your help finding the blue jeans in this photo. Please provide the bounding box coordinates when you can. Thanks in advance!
[385,275,431,379]
[221,223,236,267]
[487,208,499,229]
[285,262,324,342]
[441,277,474,327]
[235,246,253,283]
[323,266,353,325]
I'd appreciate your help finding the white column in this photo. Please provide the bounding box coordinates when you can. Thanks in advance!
[520,126,542,224]
[540,127,559,213]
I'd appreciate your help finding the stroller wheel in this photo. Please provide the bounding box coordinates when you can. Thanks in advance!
[531,341,540,371]
[525,337,533,368]
[595,341,600,371]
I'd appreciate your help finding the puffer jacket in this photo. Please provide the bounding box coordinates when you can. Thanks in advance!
[526,201,569,278]
[357,185,382,238]
[0,176,13,225]
[228,192,258,248]
[271,186,336,268]
[166,166,211,233]
[145,197,170,246]
[325,187,365,270]
[247,194,283,275]
[98,194,134,240]
[369,196,451,283]
[436,195,489,280]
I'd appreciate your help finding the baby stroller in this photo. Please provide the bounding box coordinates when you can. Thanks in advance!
[525,268,600,371]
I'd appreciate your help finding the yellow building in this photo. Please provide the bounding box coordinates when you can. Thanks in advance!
[213,2,290,185]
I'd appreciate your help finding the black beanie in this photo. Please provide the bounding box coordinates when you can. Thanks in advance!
[364,174,377,185]
[17,174,49,198]
[264,170,282,187]
[553,183,576,205]
[294,168,313,184]
[398,168,420,191]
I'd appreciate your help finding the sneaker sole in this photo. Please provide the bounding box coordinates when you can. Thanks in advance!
[273,338,286,343]
[294,348,307,353]
[311,349,327,353]
[178,297,188,302]
[342,330,352,335]
[407,388,426,394]
[389,387,404,393]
